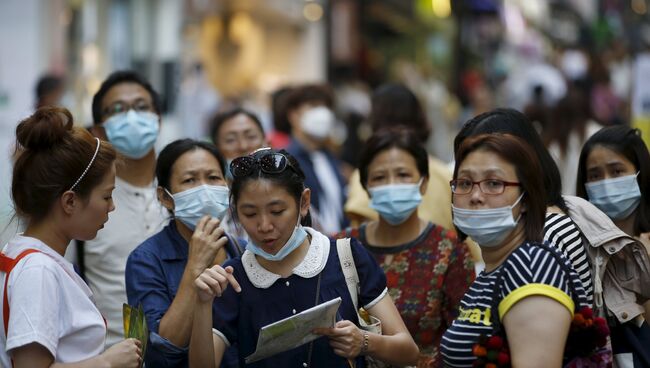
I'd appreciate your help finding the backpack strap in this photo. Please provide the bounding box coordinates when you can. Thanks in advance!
[0,249,41,336]
[336,238,360,310]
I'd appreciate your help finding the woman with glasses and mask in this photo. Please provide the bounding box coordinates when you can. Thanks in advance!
[441,134,590,367]
[335,128,474,367]
[125,139,244,368]
[576,126,650,366]
[188,148,419,367]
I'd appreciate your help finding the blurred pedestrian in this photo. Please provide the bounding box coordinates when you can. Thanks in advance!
[285,84,347,233]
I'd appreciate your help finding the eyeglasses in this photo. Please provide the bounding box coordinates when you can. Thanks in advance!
[230,149,299,178]
[450,179,521,195]
[102,99,154,119]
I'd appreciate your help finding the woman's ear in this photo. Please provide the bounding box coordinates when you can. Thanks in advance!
[419,176,429,195]
[157,187,174,212]
[60,191,77,216]
[300,188,311,218]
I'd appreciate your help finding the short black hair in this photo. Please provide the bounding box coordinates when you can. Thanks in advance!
[91,70,161,124]
[358,128,429,190]
[210,107,265,145]
[454,108,566,211]
[156,139,226,191]
[229,148,311,227]
[576,126,650,235]
[35,75,63,101]
[367,83,431,143]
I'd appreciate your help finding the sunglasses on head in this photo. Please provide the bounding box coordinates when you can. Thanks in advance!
[230,148,299,178]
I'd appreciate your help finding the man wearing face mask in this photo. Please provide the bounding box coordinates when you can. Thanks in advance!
[66,70,169,346]
[285,84,347,233]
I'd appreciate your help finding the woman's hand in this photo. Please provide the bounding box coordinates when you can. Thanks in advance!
[99,338,142,368]
[187,216,228,275]
[194,265,241,303]
[313,320,364,358]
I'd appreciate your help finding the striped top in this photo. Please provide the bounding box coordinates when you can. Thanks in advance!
[440,242,588,367]
[543,213,593,305]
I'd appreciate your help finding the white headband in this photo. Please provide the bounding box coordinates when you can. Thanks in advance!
[69,137,101,191]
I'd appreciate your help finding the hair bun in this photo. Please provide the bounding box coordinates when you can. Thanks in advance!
[16,107,74,151]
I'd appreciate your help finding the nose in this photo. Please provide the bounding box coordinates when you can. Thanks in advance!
[257,214,274,234]
[108,199,116,213]
[468,183,484,205]
[237,137,251,156]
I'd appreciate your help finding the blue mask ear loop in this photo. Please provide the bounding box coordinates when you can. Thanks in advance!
[163,187,177,217]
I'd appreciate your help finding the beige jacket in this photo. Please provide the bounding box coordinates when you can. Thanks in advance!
[564,195,650,324]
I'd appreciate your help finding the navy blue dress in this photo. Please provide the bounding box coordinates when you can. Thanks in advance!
[213,230,387,368]
[126,221,244,368]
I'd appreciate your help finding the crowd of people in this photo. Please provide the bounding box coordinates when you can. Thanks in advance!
[0,67,649,368]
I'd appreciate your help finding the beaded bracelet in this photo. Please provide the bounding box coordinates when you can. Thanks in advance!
[361,332,369,354]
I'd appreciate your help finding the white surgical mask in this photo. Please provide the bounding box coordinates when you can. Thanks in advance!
[300,106,334,140]
[452,193,525,247]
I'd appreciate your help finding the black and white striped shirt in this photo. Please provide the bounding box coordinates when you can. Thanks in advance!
[544,213,593,305]
[440,242,587,368]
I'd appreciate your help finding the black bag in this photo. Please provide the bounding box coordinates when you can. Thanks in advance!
[610,319,650,368]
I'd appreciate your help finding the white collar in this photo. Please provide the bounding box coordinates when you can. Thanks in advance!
[242,227,330,288]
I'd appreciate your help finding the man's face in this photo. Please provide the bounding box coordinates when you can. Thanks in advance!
[93,82,158,139]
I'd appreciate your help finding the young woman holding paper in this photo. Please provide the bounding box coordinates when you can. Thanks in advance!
[188,148,418,367]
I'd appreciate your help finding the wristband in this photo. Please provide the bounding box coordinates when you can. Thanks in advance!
[361,332,369,354]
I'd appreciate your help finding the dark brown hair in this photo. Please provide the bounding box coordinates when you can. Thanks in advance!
[454,133,547,242]
[367,83,431,143]
[12,107,117,222]
[358,128,429,190]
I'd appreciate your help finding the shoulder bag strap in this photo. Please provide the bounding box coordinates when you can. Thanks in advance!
[0,249,41,336]
[336,238,360,310]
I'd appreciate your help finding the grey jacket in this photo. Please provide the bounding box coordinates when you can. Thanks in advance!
[564,195,650,324]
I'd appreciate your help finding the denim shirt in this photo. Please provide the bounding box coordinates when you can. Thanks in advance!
[125,221,244,368]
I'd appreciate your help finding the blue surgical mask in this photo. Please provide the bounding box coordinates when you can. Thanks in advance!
[103,110,159,159]
[585,173,641,220]
[452,193,524,247]
[167,185,230,230]
[369,180,423,225]
[246,213,308,261]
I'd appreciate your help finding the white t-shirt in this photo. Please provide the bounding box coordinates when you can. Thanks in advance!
[0,235,106,365]
[66,177,168,346]
[310,151,343,234]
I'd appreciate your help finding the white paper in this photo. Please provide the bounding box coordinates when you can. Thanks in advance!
[244,297,342,364]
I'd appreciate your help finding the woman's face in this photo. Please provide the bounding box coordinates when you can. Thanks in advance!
[585,145,637,182]
[72,162,117,240]
[216,113,266,161]
[169,148,226,194]
[366,147,425,191]
[236,179,309,255]
[453,149,524,213]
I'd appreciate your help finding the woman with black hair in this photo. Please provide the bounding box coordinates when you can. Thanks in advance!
[125,139,243,368]
[336,128,474,367]
[188,148,419,367]
[576,126,650,367]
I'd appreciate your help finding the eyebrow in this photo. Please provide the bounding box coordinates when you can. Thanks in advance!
[457,167,507,176]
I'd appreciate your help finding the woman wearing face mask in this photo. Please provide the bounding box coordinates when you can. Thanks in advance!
[188,148,419,367]
[441,134,591,368]
[335,128,474,367]
[125,139,244,368]
[576,126,650,366]
[455,108,594,305]
[2,107,141,367]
